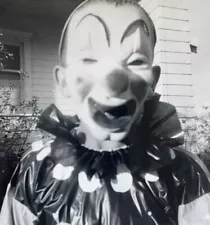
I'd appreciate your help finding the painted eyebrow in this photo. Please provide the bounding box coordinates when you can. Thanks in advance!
[76,13,110,47]
[120,19,150,44]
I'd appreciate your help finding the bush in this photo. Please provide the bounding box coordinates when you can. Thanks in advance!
[0,85,42,154]
[0,84,43,207]
[181,106,210,170]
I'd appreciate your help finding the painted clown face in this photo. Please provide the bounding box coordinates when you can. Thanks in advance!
[55,1,160,144]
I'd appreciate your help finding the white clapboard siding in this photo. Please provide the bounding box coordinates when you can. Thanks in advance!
[155,41,190,54]
[31,35,59,110]
[157,74,192,85]
[155,52,191,64]
[158,6,189,21]
[154,17,190,32]
[32,77,54,86]
[160,0,188,9]
[163,96,193,107]
[141,0,194,118]
[30,29,82,114]
[160,63,191,75]
[176,106,195,118]
[161,84,193,96]
[156,29,190,42]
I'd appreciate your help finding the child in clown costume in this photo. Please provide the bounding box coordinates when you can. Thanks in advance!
[1,0,210,224]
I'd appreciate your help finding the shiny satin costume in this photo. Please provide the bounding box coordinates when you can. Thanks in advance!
[1,96,210,225]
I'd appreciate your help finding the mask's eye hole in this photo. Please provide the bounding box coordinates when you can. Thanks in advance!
[82,58,98,64]
[128,59,145,66]
[127,53,148,67]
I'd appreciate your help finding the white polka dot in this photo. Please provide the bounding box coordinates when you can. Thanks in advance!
[170,148,176,159]
[148,211,152,216]
[78,172,101,193]
[53,164,74,180]
[143,171,159,182]
[32,140,44,152]
[111,164,133,193]
[36,146,51,161]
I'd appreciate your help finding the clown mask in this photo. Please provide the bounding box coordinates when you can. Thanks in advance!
[54,0,160,149]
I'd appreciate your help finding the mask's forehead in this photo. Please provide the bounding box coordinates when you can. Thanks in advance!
[62,1,154,62]
[69,14,110,58]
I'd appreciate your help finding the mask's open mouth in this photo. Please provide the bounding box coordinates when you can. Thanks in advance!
[88,97,137,129]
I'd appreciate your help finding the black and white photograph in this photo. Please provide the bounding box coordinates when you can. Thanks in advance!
[0,0,210,224]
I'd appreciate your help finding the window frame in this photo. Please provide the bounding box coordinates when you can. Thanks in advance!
[0,28,32,102]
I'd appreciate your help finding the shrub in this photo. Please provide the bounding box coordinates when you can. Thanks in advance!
[0,85,42,155]
[0,84,44,208]
[181,106,210,170]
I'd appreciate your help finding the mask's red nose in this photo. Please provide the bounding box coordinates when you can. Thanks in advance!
[103,69,129,95]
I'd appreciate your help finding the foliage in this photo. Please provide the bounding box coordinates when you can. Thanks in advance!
[181,105,210,169]
[0,85,42,158]
[181,106,210,154]
[0,35,13,70]
[0,83,45,207]
[0,34,45,157]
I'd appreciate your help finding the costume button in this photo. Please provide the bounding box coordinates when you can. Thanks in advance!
[148,211,152,216]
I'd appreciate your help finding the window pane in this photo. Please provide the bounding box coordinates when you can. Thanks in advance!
[0,72,21,106]
[0,44,21,70]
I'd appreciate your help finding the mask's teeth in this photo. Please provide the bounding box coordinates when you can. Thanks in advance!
[104,112,116,120]
[94,102,104,113]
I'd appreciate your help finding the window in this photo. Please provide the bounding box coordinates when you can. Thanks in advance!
[0,44,22,106]
[0,44,21,70]
[0,29,32,114]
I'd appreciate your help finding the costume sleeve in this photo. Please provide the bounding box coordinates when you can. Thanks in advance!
[174,149,210,225]
[0,167,37,225]
[0,139,53,225]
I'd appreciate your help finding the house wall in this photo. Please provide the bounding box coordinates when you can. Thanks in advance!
[0,14,61,110]
[189,0,210,115]
[30,33,58,109]
[140,0,195,119]
[0,8,82,115]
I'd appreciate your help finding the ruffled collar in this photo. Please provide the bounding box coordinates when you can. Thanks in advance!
[37,94,184,177]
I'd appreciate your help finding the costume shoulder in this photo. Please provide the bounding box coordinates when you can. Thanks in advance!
[172,147,210,225]
[0,138,56,225]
